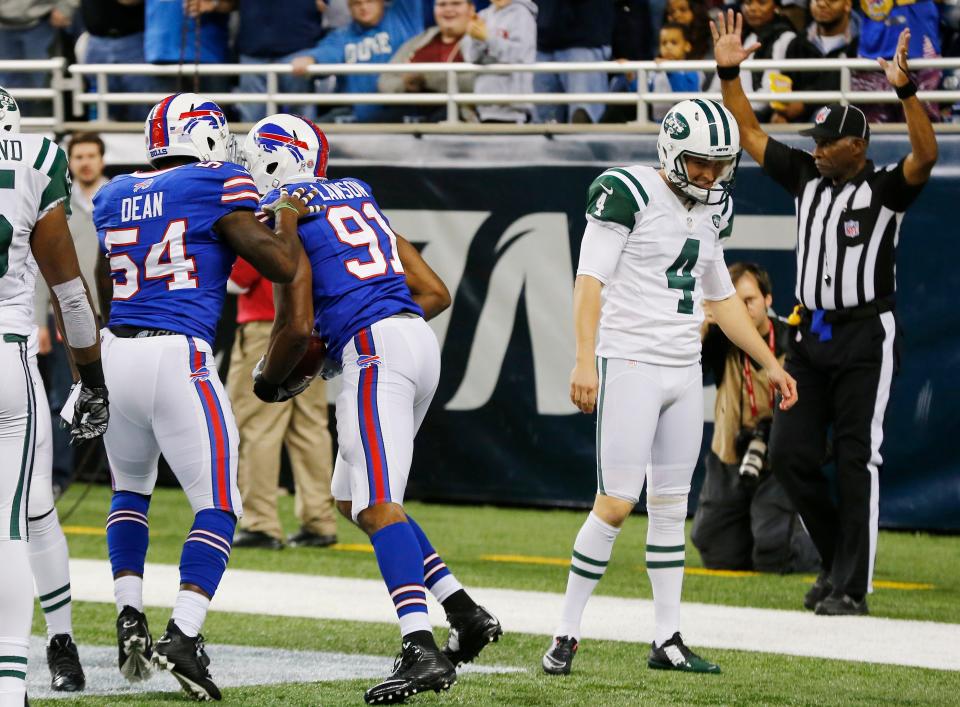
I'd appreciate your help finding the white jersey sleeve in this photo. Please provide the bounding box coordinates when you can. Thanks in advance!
[0,135,72,336]
[703,199,736,301]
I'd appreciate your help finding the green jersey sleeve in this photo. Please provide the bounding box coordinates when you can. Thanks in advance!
[585,168,649,230]
[38,142,72,217]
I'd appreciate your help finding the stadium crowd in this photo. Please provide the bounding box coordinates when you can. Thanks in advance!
[1,0,958,124]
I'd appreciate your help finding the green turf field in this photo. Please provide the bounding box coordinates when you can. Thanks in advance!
[31,484,960,706]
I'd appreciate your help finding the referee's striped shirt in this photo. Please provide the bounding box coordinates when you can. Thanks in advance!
[762,139,925,310]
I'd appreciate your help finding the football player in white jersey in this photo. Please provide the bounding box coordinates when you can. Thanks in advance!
[0,87,108,706]
[542,99,797,676]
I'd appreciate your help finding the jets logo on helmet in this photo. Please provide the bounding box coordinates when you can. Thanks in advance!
[144,93,230,165]
[243,113,329,196]
[657,99,741,205]
[0,86,20,133]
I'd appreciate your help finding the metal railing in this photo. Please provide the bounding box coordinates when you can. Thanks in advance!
[3,57,960,132]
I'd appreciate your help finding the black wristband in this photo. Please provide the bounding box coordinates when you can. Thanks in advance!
[895,81,917,100]
[716,64,740,81]
[76,360,106,389]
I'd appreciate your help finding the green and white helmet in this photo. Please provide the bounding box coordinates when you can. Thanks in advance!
[0,87,20,133]
[657,99,740,205]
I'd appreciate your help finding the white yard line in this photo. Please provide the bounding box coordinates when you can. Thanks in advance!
[69,558,960,672]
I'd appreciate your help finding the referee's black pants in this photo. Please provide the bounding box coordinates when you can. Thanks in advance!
[769,311,899,600]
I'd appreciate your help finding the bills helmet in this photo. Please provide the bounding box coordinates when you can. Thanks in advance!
[657,99,741,205]
[0,87,20,133]
[243,114,329,195]
[144,93,230,165]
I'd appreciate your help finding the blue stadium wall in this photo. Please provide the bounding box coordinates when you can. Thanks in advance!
[113,133,960,531]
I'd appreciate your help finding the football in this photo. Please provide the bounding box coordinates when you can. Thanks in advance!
[283,331,327,388]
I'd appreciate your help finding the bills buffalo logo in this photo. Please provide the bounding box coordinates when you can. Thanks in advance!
[843,220,860,238]
[180,102,226,136]
[357,355,382,369]
[663,111,690,140]
[190,367,212,383]
[255,123,309,163]
[133,178,154,192]
[815,106,831,125]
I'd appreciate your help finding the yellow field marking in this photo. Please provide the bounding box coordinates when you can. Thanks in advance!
[63,525,106,536]
[685,567,761,578]
[480,553,571,567]
[797,575,933,591]
[330,543,374,554]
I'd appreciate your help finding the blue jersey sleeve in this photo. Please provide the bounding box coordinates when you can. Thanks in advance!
[309,29,348,64]
[181,162,260,236]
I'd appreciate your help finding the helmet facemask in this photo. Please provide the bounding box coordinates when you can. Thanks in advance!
[666,151,740,205]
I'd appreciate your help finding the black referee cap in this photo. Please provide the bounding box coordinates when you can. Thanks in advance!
[799,103,870,141]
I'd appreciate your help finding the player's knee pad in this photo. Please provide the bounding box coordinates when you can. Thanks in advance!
[179,508,236,598]
[646,494,688,532]
[106,491,151,576]
[27,507,62,545]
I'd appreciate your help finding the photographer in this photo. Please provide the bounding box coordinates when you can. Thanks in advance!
[692,263,819,573]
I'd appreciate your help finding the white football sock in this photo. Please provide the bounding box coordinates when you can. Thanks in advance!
[0,539,33,705]
[28,509,73,638]
[554,512,620,641]
[172,589,210,638]
[114,575,144,613]
[646,494,688,646]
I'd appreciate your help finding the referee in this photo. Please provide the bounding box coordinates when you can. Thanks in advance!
[711,12,938,615]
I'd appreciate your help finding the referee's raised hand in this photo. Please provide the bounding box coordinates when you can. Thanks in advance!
[711,10,761,69]
[877,28,912,89]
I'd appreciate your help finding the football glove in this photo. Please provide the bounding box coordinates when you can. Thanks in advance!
[70,384,109,443]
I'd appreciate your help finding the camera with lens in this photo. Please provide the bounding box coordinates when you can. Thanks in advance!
[735,418,772,479]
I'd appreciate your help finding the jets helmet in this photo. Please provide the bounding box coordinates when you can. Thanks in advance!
[144,93,230,165]
[243,114,329,195]
[0,87,20,132]
[657,99,741,205]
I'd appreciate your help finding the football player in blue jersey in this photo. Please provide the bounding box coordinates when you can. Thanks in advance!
[244,114,503,705]
[91,93,318,702]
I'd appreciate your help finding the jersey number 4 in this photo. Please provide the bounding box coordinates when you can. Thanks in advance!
[666,238,700,315]
[325,203,403,280]
[104,220,197,299]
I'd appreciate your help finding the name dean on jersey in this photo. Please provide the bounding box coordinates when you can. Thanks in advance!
[122,192,164,222]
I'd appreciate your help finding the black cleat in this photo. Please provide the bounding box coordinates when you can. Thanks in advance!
[815,593,868,616]
[364,641,456,704]
[152,620,222,701]
[804,572,833,611]
[542,635,578,675]
[233,528,284,550]
[46,634,85,692]
[442,605,503,666]
[648,632,721,673]
[116,606,153,682]
[286,527,337,548]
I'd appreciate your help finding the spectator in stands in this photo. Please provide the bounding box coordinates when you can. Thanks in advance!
[852,0,941,122]
[707,0,797,121]
[612,0,655,62]
[144,0,235,96]
[79,0,157,122]
[227,258,337,551]
[648,23,703,120]
[291,0,424,122]
[664,0,712,59]
[235,0,326,123]
[377,0,475,122]
[773,0,858,123]
[534,0,615,124]
[35,132,108,495]
[461,0,538,123]
[321,0,352,32]
[0,0,77,112]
